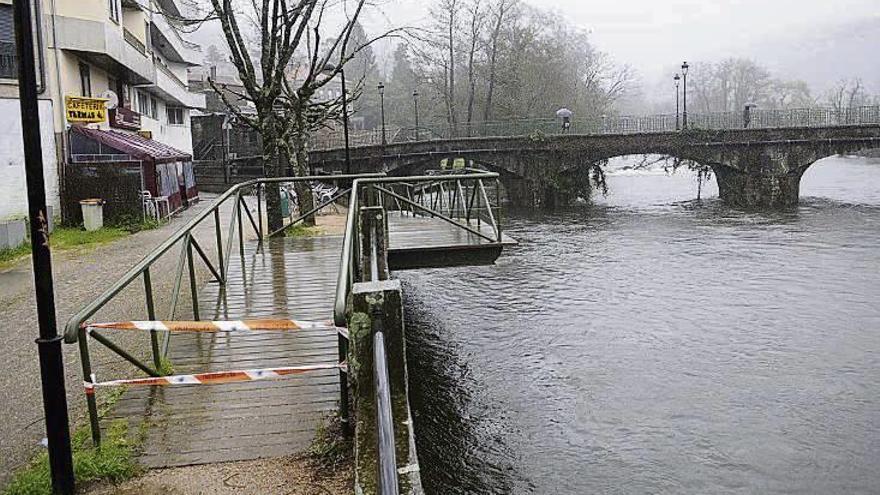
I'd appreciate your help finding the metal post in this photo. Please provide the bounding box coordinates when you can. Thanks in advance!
[143,269,161,370]
[256,184,264,241]
[186,235,200,321]
[341,68,352,175]
[14,0,75,491]
[79,327,101,448]
[237,196,245,261]
[214,208,225,283]
[338,328,350,434]
[413,89,420,141]
[378,82,387,146]
[495,178,503,243]
[682,62,689,130]
[674,74,681,131]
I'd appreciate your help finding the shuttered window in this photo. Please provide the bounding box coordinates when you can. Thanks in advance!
[0,5,16,79]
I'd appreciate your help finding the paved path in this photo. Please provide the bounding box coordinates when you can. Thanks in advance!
[0,196,229,488]
[104,235,342,468]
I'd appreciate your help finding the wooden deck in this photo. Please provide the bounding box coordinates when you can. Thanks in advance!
[106,235,343,468]
[387,213,517,270]
[103,213,515,469]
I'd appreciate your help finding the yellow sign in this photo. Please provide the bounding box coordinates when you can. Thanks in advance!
[65,96,108,123]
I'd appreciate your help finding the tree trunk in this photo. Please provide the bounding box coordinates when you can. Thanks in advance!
[465,3,480,125]
[447,5,457,135]
[291,111,316,227]
[262,118,285,234]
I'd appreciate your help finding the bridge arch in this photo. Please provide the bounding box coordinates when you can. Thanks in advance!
[309,124,880,208]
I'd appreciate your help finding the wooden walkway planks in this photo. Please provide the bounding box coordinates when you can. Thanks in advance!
[100,213,514,469]
[386,213,517,270]
[105,235,344,469]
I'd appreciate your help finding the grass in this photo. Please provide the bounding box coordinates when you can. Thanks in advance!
[0,243,32,270]
[3,391,143,495]
[157,357,175,377]
[0,220,160,270]
[50,227,131,250]
[308,414,352,471]
[285,222,323,238]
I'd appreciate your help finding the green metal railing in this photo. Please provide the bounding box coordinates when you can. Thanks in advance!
[64,174,380,445]
[333,171,502,327]
[65,168,503,451]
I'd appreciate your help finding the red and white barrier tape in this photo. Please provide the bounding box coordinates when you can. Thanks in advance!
[84,362,345,390]
[86,319,337,333]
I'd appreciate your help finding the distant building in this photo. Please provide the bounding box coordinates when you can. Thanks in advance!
[0,0,205,246]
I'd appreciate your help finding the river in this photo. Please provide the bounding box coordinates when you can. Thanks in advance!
[400,155,880,494]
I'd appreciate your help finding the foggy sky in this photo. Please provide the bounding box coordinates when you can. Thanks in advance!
[366,0,879,81]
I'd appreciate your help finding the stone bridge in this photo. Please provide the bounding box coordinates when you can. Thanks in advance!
[310,125,880,208]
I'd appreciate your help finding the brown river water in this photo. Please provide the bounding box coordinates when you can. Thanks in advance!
[401,156,880,494]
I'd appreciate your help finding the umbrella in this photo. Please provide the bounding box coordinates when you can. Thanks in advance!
[556,108,573,119]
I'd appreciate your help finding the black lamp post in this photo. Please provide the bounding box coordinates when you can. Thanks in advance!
[674,73,681,131]
[322,64,351,174]
[378,82,387,146]
[13,0,75,493]
[681,61,689,129]
[412,89,420,141]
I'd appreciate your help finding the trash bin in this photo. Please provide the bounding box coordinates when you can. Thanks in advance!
[79,199,104,231]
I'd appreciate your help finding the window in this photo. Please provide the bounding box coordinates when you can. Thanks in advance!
[108,0,120,23]
[137,90,156,118]
[0,6,17,80]
[79,63,91,97]
[166,106,185,125]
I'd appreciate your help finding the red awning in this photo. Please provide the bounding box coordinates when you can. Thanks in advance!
[70,125,191,164]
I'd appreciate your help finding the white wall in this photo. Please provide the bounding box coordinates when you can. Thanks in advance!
[0,99,59,221]
[138,95,194,153]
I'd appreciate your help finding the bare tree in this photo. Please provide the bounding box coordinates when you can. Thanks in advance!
[483,0,516,121]
[206,0,392,230]
[463,0,485,125]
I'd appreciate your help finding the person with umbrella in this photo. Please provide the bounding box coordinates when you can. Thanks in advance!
[556,108,573,133]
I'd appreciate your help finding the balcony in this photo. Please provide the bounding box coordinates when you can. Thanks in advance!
[152,61,205,108]
[55,16,155,85]
[150,13,201,66]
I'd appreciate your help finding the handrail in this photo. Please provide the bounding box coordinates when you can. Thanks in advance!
[63,173,381,343]
[373,320,399,494]
[333,172,500,326]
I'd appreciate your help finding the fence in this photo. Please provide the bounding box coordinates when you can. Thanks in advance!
[309,105,880,150]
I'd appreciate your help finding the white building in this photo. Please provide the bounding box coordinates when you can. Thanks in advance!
[0,0,205,248]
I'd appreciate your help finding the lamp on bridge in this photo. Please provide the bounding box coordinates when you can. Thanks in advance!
[674,73,681,131]
[322,64,351,175]
[681,61,690,129]
[413,89,420,141]
[378,82,387,146]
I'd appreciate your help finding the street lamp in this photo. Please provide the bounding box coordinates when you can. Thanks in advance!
[681,61,690,129]
[412,89,420,141]
[674,73,681,131]
[322,64,351,174]
[378,82,387,146]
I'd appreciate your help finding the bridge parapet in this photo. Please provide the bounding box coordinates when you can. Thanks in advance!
[310,105,880,151]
